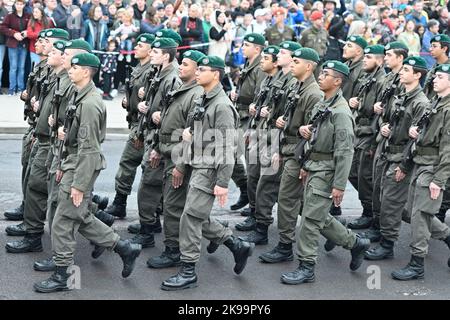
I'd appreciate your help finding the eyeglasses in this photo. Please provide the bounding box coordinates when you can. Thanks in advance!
[319,70,339,79]
[197,66,219,73]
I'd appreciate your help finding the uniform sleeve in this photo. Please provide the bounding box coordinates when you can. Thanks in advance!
[432,109,450,188]
[215,105,236,188]
[332,111,355,190]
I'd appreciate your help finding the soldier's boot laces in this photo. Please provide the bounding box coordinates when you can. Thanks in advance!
[5,233,43,253]
[6,222,26,236]
[147,246,181,269]
[129,224,155,248]
[114,239,142,278]
[34,266,70,293]
[224,236,254,274]
[235,215,256,232]
[34,256,56,272]
[280,262,315,285]
[364,238,394,260]
[350,236,370,271]
[239,223,268,245]
[259,242,293,263]
[92,194,109,211]
[391,255,424,281]
[161,262,198,291]
[4,202,24,221]
[230,185,249,211]
[104,192,127,219]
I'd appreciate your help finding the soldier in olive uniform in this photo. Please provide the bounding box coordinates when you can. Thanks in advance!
[103,34,156,219]
[161,56,254,291]
[130,37,182,249]
[347,45,386,230]
[365,57,430,261]
[229,33,266,213]
[264,7,296,46]
[391,64,450,281]
[33,53,142,293]
[280,61,370,285]
[5,29,70,254]
[146,50,204,268]
[257,48,323,263]
[235,41,300,233]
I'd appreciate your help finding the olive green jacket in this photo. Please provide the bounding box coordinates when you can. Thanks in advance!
[423,57,450,100]
[128,60,154,123]
[342,57,364,101]
[236,55,265,119]
[299,26,328,57]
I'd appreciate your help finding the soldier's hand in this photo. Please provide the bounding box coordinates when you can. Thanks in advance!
[380,124,391,138]
[182,127,192,142]
[70,187,84,207]
[331,188,344,207]
[152,111,161,125]
[349,97,360,109]
[48,115,55,127]
[30,96,36,105]
[138,87,145,99]
[299,169,308,186]
[260,106,269,118]
[249,103,256,116]
[21,90,28,101]
[271,153,281,170]
[122,97,128,109]
[58,126,65,141]
[373,102,383,114]
[429,182,441,200]
[56,169,64,183]
[409,126,419,139]
[172,168,184,189]
[33,101,40,113]
[137,101,149,114]
[149,149,161,168]
[214,185,228,208]
[276,116,285,129]
[394,166,406,182]
[299,125,312,140]
[230,90,237,102]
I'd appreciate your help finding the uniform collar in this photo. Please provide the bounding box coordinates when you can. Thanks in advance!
[205,83,223,100]
[75,81,96,104]
[176,80,198,94]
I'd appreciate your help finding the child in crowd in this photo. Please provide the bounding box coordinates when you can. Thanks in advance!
[100,39,118,100]
[109,10,138,63]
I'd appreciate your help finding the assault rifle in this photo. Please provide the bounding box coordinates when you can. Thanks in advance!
[57,93,78,171]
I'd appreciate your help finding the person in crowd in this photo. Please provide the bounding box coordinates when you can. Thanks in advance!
[27,3,53,65]
[208,9,232,61]
[140,6,163,35]
[398,18,421,55]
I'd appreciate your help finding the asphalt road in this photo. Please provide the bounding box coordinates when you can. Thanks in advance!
[1,134,450,300]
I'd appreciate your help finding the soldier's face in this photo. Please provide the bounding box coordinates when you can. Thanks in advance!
[362,54,379,72]
[430,42,445,59]
[35,38,44,55]
[150,48,167,65]
[69,65,86,84]
[291,57,308,78]
[179,58,197,81]
[318,68,339,91]
[433,72,450,95]
[260,53,276,72]
[242,41,256,58]
[277,49,293,68]
[384,50,402,69]
[343,42,358,59]
[195,66,217,86]
[134,42,151,60]
[47,48,63,67]
[63,49,79,70]
[399,65,417,85]
[43,38,57,56]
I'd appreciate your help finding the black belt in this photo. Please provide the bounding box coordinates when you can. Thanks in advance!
[309,152,333,161]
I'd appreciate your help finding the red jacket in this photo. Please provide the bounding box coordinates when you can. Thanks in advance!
[0,12,30,48]
[27,19,54,53]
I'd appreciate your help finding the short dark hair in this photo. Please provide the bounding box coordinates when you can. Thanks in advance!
[162,47,177,63]
[213,68,225,81]
[441,43,450,55]
[330,69,347,85]
[86,66,99,78]
[393,48,409,59]
[412,66,427,79]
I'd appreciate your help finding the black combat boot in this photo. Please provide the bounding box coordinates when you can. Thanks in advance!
[349,236,370,271]
[34,257,56,272]
[240,207,253,217]
[436,208,447,223]
[5,233,43,253]
[224,236,254,274]
[114,239,142,278]
[329,204,342,216]
[230,185,249,211]
[161,262,198,291]
[235,216,256,231]
[34,266,70,293]
[4,202,24,221]
[358,217,381,242]
[259,242,293,263]
[391,256,425,280]
[94,210,115,227]
[104,192,127,219]
[348,208,373,229]
[147,246,181,268]
[5,222,26,236]
[127,219,162,234]
[129,223,155,248]
[92,194,109,211]
[364,237,394,260]
[280,261,315,285]
[239,223,268,245]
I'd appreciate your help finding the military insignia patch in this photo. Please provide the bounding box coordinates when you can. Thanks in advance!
[268,48,274,53]
[409,60,416,65]
[79,126,88,139]
[385,44,390,50]
[156,31,162,37]
[327,62,335,68]
[72,58,79,64]
[248,36,254,42]
[185,51,191,56]
[350,36,356,41]
[443,65,449,72]
[141,37,147,42]
[436,36,441,41]
[154,42,160,48]
[202,58,209,64]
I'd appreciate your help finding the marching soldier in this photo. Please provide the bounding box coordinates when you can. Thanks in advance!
[5,28,70,254]
[229,33,265,213]
[365,56,430,261]
[161,56,253,291]
[391,64,450,281]
[103,34,156,219]
[146,50,204,268]
[347,45,386,230]
[33,53,142,293]
[258,48,323,263]
[280,61,370,285]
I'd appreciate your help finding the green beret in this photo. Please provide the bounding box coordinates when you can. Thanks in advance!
[155,29,182,45]
[64,39,93,53]
[45,28,70,40]
[384,41,409,52]
[262,45,280,56]
[136,33,155,45]
[323,60,349,76]
[364,44,385,55]
[403,56,428,70]
[244,33,266,46]
[435,64,450,74]
[198,55,225,70]
[347,35,367,49]
[71,52,101,68]
[431,34,450,45]
[38,30,47,39]
[53,40,66,52]
[293,48,320,63]
[152,37,178,49]
[183,50,205,64]
[279,41,302,53]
